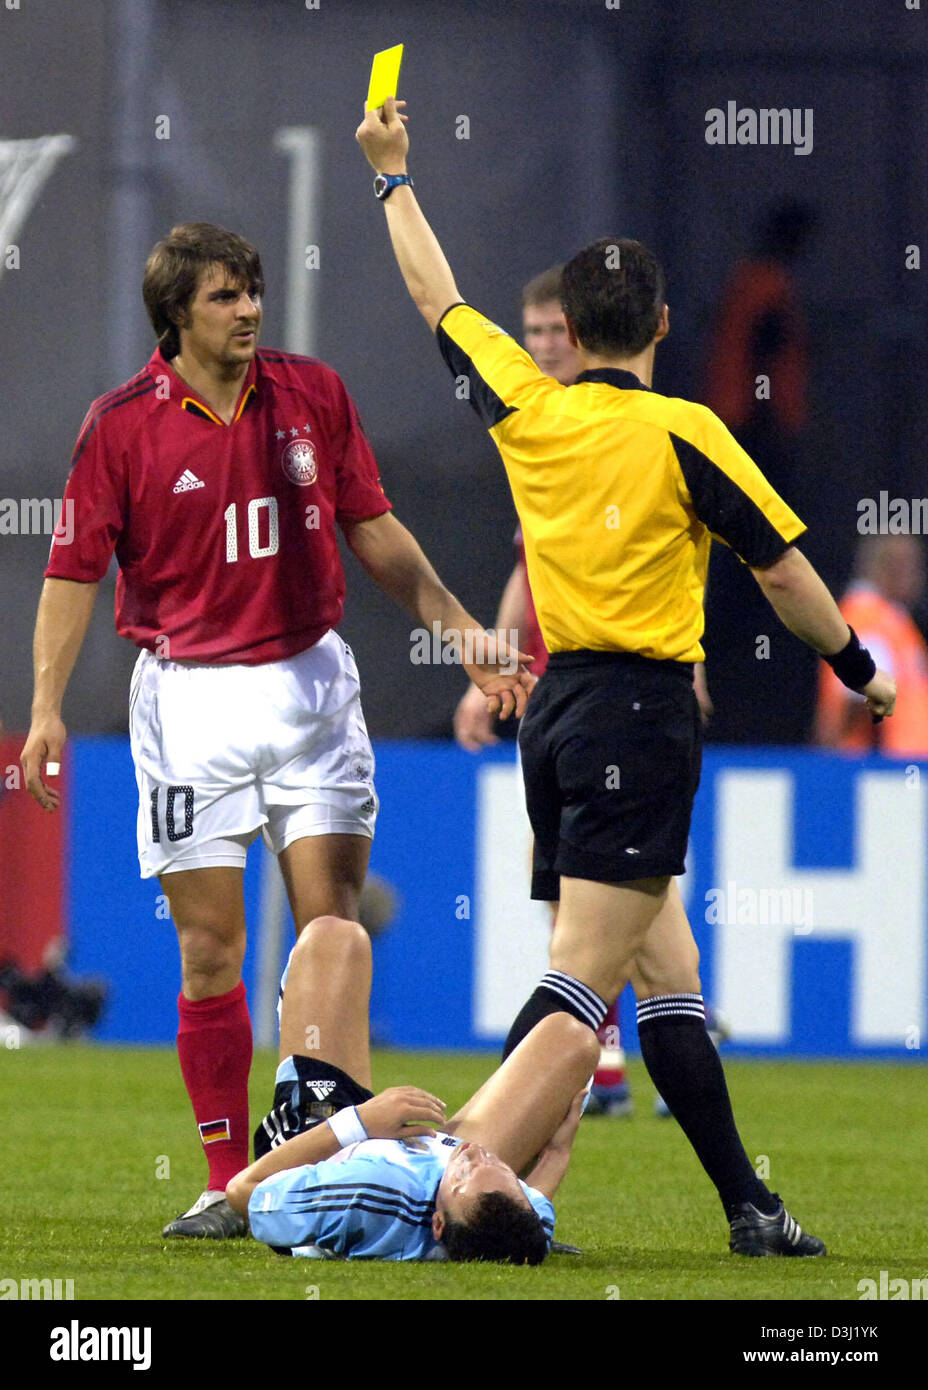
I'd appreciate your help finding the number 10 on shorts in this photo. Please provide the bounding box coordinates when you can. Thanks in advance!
[150,785,195,843]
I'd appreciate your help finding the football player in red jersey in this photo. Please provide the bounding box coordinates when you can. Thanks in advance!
[21,222,531,1239]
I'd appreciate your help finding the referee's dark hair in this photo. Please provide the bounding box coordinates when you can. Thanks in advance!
[441,1191,548,1265]
[562,236,665,357]
[143,222,265,360]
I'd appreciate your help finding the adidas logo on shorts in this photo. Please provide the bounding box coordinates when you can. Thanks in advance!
[173,469,206,493]
[307,1081,337,1101]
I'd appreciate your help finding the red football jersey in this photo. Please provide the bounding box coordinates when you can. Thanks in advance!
[46,348,391,664]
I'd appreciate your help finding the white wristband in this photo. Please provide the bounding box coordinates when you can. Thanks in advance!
[327,1105,368,1150]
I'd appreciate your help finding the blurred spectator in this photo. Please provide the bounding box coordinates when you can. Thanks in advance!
[0,719,107,1042]
[702,200,820,743]
[0,728,88,1038]
[0,938,107,1041]
[704,199,817,495]
[816,534,928,756]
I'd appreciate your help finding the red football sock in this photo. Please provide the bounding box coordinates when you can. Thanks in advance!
[176,981,253,1192]
[593,1000,626,1088]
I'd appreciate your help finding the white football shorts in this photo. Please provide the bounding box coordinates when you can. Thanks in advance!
[129,630,378,878]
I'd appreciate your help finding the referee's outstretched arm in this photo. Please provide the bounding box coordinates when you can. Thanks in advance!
[753,546,896,719]
[356,99,461,330]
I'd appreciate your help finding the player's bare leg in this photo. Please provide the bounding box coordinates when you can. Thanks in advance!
[160,865,251,1239]
[277,916,373,1089]
[276,832,371,930]
[447,1014,599,1174]
[541,896,631,1117]
[273,922,594,1174]
[163,865,248,999]
[627,878,700,999]
[549,875,671,1003]
[501,876,665,1066]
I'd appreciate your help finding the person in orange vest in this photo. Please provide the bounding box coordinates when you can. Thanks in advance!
[704,200,816,469]
[817,534,928,756]
[702,200,819,744]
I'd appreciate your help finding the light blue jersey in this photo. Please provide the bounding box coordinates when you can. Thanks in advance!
[249,1131,556,1261]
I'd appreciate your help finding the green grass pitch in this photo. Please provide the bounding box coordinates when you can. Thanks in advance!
[1,1046,924,1302]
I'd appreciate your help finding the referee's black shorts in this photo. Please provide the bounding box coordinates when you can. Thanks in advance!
[518,650,703,901]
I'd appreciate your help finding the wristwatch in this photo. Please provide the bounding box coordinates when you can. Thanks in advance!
[373,173,414,200]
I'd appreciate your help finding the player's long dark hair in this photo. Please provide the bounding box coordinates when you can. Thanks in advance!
[142,222,265,359]
[442,1191,548,1266]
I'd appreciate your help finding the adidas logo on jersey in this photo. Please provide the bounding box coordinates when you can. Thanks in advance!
[173,469,205,493]
[307,1081,338,1101]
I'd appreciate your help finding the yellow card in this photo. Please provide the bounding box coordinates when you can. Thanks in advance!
[366,44,404,111]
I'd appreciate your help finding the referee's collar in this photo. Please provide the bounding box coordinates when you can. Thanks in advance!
[573,367,650,392]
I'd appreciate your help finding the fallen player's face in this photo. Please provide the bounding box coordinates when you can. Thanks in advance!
[436,1142,532,1224]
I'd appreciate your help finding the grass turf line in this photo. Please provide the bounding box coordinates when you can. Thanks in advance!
[0,1046,924,1302]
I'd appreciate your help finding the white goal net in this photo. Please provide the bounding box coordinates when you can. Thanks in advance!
[0,133,76,282]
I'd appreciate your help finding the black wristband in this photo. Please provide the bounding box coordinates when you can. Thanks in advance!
[823,626,876,691]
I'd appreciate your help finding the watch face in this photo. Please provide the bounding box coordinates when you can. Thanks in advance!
[374,175,387,199]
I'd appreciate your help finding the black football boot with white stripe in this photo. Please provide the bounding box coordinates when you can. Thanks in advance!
[729,1195,826,1257]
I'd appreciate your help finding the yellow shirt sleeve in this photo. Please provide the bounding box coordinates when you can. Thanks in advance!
[435,302,554,427]
[670,403,806,567]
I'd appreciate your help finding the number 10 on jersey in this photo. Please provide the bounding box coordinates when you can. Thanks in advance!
[224,497,280,563]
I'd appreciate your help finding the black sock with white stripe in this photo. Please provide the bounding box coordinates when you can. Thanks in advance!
[501,970,608,1060]
[636,993,778,1219]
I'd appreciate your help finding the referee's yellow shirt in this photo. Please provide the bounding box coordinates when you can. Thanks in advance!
[437,302,806,663]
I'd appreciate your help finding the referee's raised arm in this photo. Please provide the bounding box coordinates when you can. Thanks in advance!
[355,98,462,330]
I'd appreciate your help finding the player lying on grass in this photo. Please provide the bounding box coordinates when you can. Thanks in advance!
[226,915,598,1261]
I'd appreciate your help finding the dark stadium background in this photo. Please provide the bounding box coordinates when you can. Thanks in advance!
[2,0,925,739]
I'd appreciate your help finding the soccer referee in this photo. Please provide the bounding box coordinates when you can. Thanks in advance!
[355,100,896,1256]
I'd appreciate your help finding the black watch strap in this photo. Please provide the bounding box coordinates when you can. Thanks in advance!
[374,173,414,200]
